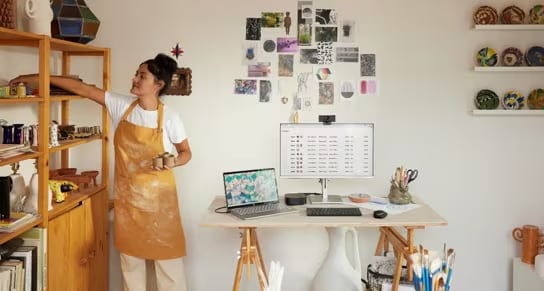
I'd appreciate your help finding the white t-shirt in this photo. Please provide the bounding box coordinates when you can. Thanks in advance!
[105,91,187,154]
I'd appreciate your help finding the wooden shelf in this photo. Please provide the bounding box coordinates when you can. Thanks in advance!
[0,27,108,55]
[49,135,103,153]
[474,66,544,72]
[48,185,106,220]
[0,216,43,244]
[472,109,544,116]
[0,96,44,103]
[50,95,84,101]
[474,24,544,30]
[0,151,42,167]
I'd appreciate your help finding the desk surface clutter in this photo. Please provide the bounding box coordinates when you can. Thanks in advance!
[200,195,447,228]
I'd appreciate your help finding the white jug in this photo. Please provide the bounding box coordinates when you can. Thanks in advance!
[311,227,362,291]
[25,0,53,36]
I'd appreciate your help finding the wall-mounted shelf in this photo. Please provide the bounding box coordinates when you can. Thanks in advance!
[472,110,544,116]
[474,24,544,31]
[474,66,544,72]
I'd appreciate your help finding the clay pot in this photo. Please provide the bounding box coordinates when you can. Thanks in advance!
[512,224,544,264]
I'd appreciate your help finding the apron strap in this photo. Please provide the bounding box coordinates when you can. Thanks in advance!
[157,102,164,133]
[121,100,139,121]
[120,100,164,133]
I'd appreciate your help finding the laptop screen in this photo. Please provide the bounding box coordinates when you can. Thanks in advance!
[223,168,279,208]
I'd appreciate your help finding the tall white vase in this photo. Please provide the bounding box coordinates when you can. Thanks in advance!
[311,227,362,291]
[25,0,53,36]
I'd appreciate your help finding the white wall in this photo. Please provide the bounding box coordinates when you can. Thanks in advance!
[3,0,544,290]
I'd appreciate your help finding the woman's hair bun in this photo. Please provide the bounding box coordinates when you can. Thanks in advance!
[154,53,177,75]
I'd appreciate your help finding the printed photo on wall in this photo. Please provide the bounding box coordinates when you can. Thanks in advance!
[234,79,257,95]
[278,54,294,77]
[315,9,337,25]
[340,80,355,99]
[242,42,259,64]
[340,20,355,42]
[317,42,333,64]
[315,66,333,81]
[262,12,284,28]
[360,79,378,95]
[297,1,313,46]
[315,27,338,42]
[318,82,334,104]
[336,47,359,63]
[262,39,276,53]
[246,18,262,40]
[302,97,313,111]
[259,80,272,102]
[248,62,271,77]
[277,37,299,53]
[297,71,313,95]
[300,48,318,64]
[360,54,376,76]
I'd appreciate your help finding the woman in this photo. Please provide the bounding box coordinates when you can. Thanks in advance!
[10,53,192,291]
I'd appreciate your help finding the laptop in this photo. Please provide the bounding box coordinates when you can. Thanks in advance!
[223,168,297,220]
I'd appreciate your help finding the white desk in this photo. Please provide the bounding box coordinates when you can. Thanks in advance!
[200,196,447,291]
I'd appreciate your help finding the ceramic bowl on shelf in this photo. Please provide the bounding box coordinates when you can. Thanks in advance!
[501,5,526,24]
[475,89,500,110]
[502,90,525,109]
[526,46,544,66]
[501,47,524,66]
[527,88,544,109]
[474,5,499,24]
[529,5,544,24]
[477,47,498,67]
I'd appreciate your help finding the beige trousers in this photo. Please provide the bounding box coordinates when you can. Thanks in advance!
[120,253,188,291]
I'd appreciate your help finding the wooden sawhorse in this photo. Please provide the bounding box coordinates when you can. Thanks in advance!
[233,227,268,291]
[375,226,423,291]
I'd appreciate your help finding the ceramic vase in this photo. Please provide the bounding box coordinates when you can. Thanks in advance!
[512,224,544,264]
[24,0,53,36]
[49,122,59,147]
[2,125,13,144]
[311,227,362,291]
[13,124,24,144]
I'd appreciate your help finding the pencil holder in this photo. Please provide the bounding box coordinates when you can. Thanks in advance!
[512,224,544,264]
[388,184,412,205]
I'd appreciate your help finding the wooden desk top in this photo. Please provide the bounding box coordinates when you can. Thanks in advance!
[200,196,448,229]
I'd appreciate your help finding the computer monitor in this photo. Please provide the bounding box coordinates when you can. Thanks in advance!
[279,123,374,203]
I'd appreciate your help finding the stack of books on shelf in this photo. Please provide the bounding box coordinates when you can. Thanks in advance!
[0,228,46,291]
[0,212,35,233]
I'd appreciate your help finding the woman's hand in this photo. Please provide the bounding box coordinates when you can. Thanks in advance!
[9,74,39,88]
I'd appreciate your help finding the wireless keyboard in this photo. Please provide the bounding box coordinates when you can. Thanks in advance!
[306,207,362,217]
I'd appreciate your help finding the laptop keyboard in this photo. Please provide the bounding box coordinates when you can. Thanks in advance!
[231,204,297,219]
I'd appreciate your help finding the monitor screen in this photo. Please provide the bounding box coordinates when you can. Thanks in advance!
[279,123,374,178]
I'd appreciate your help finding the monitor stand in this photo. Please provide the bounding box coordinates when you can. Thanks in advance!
[309,178,343,204]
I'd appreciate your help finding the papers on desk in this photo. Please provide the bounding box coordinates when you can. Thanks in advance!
[341,196,421,215]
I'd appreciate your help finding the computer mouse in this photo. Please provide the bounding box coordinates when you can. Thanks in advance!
[373,210,388,219]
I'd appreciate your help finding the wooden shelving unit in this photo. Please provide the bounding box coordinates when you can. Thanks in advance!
[0,26,110,291]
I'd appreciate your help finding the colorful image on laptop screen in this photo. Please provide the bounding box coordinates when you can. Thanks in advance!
[223,168,279,207]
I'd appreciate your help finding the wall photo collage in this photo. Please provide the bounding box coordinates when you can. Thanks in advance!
[234,1,379,109]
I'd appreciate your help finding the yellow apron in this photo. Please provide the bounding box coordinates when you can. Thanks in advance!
[113,100,186,259]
